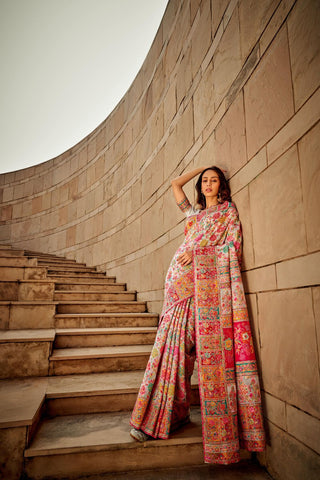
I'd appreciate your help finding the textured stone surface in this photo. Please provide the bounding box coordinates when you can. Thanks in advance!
[287,404,320,455]
[250,145,306,266]
[244,26,294,159]
[312,286,320,366]
[262,392,286,431]
[0,377,47,427]
[232,186,254,270]
[214,92,247,176]
[9,303,56,329]
[298,121,320,252]
[239,0,278,62]
[287,0,320,109]
[0,426,27,480]
[0,341,51,379]
[276,251,320,289]
[258,288,320,417]
[213,7,241,109]
[265,422,320,480]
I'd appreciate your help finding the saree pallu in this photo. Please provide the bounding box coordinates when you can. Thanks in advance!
[130,202,265,464]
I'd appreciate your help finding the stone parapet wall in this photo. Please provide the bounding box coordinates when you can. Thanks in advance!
[0,0,319,478]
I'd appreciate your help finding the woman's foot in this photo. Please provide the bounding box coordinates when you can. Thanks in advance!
[130,428,149,442]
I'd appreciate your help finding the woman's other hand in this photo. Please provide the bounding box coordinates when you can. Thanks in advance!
[177,250,193,266]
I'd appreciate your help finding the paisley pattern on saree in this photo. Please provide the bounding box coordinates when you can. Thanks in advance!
[130,201,265,464]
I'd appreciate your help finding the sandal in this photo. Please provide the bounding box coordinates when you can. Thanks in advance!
[130,428,149,442]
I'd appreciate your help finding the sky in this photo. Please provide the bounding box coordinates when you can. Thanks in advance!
[0,0,168,174]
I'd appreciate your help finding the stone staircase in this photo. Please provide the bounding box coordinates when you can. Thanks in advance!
[0,245,206,480]
[0,245,270,480]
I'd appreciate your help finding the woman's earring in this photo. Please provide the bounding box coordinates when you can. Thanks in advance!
[218,192,221,202]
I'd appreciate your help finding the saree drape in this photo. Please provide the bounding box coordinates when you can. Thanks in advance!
[130,201,265,464]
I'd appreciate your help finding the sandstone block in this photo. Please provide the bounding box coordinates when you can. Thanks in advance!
[176,45,193,109]
[0,426,26,480]
[0,341,51,379]
[9,303,56,329]
[287,0,320,110]
[258,288,320,417]
[250,145,306,266]
[193,62,215,140]
[239,0,278,62]
[232,186,254,270]
[262,391,286,430]
[243,264,276,293]
[265,422,320,480]
[244,26,294,159]
[312,287,320,366]
[211,0,229,37]
[266,86,320,165]
[213,7,241,109]
[298,121,320,252]
[214,91,247,176]
[0,282,18,301]
[0,304,9,329]
[287,404,320,455]
[190,0,212,78]
[276,252,320,290]
[229,146,267,194]
[18,282,55,301]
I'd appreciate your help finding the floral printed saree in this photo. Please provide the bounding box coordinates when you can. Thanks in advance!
[130,201,265,464]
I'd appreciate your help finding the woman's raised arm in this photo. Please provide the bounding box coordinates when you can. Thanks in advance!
[171,166,210,213]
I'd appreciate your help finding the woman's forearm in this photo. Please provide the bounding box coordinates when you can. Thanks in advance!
[171,166,209,187]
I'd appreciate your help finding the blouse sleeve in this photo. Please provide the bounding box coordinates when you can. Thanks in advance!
[176,196,200,217]
[185,205,201,217]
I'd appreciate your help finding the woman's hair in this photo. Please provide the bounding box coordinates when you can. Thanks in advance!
[195,166,231,209]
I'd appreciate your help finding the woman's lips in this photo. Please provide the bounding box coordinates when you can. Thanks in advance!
[206,189,212,192]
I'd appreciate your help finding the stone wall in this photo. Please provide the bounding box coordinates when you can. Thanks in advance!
[0,0,319,478]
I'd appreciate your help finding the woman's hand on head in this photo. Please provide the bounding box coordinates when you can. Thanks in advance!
[177,250,193,266]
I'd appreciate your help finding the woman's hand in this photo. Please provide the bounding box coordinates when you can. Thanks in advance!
[177,250,193,266]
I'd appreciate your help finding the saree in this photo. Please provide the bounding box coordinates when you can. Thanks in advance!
[130,201,265,464]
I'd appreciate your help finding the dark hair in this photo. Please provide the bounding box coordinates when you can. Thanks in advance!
[195,166,231,209]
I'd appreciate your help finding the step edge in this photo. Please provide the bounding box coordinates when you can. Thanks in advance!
[24,435,203,457]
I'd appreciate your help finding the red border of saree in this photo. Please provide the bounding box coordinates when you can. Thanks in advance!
[193,243,265,464]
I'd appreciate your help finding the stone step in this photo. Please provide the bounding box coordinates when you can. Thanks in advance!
[45,371,147,416]
[24,251,72,261]
[30,462,274,480]
[0,257,37,267]
[0,301,56,329]
[54,281,126,292]
[55,313,158,329]
[47,265,99,273]
[54,326,157,348]
[49,344,153,375]
[24,408,208,479]
[54,290,136,302]
[36,258,85,266]
[45,369,199,417]
[56,301,147,314]
[0,280,55,301]
[0,329,55,379]
[47,272,108,279]
[0,248,25,257]
[0,266,47,281]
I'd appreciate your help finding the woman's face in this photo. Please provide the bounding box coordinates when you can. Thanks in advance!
[201,170,220,199]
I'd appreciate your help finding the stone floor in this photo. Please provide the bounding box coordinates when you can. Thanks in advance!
[66,461,273,480]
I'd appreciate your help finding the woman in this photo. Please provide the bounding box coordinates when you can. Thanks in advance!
[130,166,265,464]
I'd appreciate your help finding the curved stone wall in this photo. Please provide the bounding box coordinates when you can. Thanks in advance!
[0,0,319,478]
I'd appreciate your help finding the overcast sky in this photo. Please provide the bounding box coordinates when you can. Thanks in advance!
[0,0,168,174]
